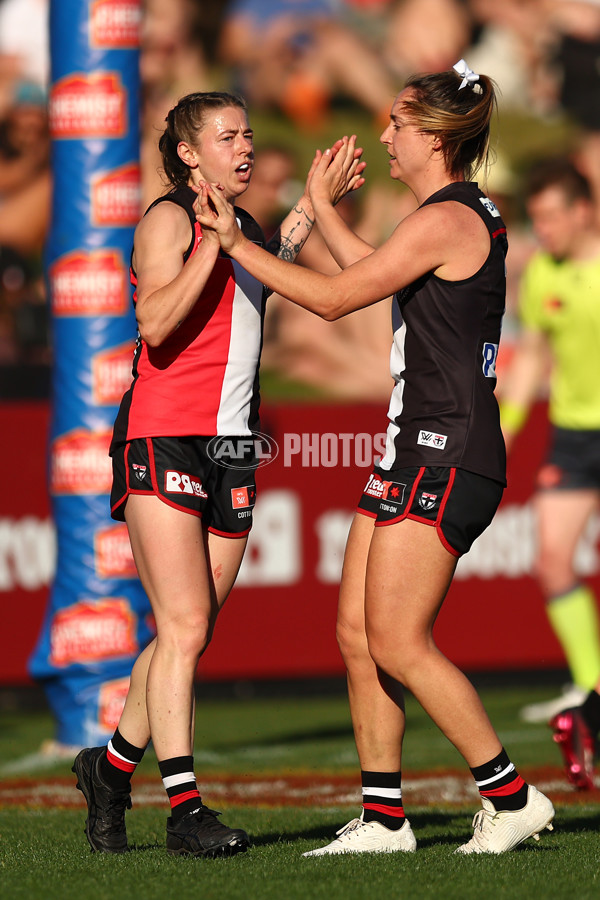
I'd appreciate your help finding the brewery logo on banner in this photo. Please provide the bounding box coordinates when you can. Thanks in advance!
[98,677,131,731]
[90,0,141,48]
[50,429,113,495]
[95,524,138,578]
[49,599,138,667]
[50,250,128,316]
[91,163,141,227]
[92,340,136,405]
[49,73,127,138]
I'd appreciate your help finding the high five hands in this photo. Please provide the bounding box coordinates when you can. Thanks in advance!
[196,135,366,255]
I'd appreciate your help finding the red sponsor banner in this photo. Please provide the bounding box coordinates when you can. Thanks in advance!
[98,676,131,730]
[90,0,141,48]
[49,73,127,138]
[50,428,113,495]
[49,598,138,667]
[3,400,599,684]
[91,163,141,227]
[92,340,135,405]
[95,523,137,578]
[50,250,128,317]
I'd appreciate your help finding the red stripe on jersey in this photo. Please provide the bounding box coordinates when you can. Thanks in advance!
[492,227,507,238]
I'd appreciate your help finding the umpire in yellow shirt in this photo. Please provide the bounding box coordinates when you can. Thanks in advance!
[501,157,600,724]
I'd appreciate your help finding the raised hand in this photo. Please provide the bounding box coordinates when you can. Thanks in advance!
[310,135,366,210]
[195,182,242,255]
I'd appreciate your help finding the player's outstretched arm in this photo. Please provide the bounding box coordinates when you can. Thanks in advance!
[265,137,366,263]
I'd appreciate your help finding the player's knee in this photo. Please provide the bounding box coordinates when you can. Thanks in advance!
[162,613,212,660]
[336,617,368,667]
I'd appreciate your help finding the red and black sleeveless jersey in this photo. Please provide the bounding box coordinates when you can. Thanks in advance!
[380,181,507,485]
[110,186,267,450]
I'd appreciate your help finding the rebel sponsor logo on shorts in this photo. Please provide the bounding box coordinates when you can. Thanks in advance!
[418,491,438,511]
[363,473,406,505]
[50,250,128,316]
[90,0,142,48]
[91,163,141,227]
[49,73,126,138]
[231,486,256,509]
[51,429,113,495]
[417,430,448,450]
[95,524,137,578]
[98,676,131,732]
[49,599,138,667]
[92,340,136,405]
[164,470,208,498]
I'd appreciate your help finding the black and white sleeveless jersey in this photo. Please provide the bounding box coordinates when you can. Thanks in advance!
[379,181,507,485]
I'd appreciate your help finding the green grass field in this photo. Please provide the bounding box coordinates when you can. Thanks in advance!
[2,682,600,899]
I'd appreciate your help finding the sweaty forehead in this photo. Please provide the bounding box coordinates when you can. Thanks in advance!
[204,107,250,133]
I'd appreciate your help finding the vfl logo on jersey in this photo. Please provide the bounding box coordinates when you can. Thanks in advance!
[132,463,146,481]
[165,470,208,497]
[482,342,499,378]
[231,486,256,509]
[419,492,438,511]
[417,430,447,450]
[479,196,501,217]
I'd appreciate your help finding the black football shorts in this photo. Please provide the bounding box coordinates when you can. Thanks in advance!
[357,465,504,557]
[536,426,600,492]
[110,435,257,536]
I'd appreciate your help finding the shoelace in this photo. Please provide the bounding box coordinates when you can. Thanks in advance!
[469,808,496,846]
[335,818,363,839]
[102,793,132,821]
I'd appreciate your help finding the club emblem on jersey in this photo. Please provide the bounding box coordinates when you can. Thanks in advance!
[419,492,437,511]
[132,463,147,481]
[417,430,447,450]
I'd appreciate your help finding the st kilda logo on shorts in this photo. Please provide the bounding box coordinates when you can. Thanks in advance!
[418,492,438,511]
[132,463,146,481]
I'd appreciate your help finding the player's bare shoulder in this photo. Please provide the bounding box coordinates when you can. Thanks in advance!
[133,198,192,264]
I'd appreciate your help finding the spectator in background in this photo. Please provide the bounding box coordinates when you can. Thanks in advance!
[140,0,213,205]
[500,158,600,725]
[383,0,473,80]
[545,0,600,223]
[0,80,51,258]
[218,0,396,129]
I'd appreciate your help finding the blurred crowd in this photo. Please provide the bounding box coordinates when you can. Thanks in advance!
[1,0,600,399]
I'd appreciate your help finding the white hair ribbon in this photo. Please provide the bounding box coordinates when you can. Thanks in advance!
[453,59,479,91]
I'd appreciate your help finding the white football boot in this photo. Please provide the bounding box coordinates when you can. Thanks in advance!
[455,785,555,854]
[303,812,417,857]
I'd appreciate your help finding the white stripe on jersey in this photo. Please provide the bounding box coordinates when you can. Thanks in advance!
[215,259,264,435]
[379,305,407,471]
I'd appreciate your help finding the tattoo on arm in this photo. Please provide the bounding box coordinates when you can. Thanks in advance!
[266,203,314,262]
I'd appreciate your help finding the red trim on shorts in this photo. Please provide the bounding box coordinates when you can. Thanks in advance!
[356,507,378,519]
[208,525,251,539]
[142,437,203,518]
[435,467,460,557]
[373,466,426,527]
